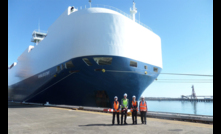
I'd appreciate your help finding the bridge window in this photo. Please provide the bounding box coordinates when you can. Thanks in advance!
[153,67,158,72]
[61,64,65,70]
[130,61,137,67]
[83,58,93,66]
[93,57,112,65]
[65,60,74,69]
[144,65,148,69]
[56,66,61,72]
[36,34,46,38]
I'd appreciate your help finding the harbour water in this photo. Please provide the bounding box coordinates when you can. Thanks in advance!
[139,100,213,116]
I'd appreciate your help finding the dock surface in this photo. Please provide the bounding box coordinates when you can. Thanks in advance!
[8,102,213,134]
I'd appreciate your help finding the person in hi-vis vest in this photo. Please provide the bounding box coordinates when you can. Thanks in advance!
[112,96,120,125]
[121,93,129,125]
[139,96,148,124]
[131,95,138,124]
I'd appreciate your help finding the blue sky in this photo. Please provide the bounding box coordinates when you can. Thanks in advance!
[8,0,213,98]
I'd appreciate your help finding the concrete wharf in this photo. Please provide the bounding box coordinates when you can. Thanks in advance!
[8,102,213,134]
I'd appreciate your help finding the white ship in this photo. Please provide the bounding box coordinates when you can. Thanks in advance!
[8,2,162,107]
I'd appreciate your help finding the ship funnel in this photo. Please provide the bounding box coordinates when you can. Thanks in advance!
[130,1,137,21]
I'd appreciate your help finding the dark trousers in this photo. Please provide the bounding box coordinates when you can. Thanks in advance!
[132,110,137,124]
[140,111,147,124]
[121,108,127,124]
[112,112,119,124]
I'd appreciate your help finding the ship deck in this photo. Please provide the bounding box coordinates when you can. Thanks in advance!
[8,102,213,134]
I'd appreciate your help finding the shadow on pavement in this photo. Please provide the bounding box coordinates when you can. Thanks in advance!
[8,102,44,108]
[79,123,142,127]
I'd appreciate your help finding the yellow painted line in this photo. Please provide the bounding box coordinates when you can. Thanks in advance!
[48,107,213,128]
[48,107,112,115]
[75,110,113,116]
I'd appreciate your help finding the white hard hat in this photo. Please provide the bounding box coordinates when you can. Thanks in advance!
[132,95,136,98]
[114,96,118,99]
[141,96,145,98]
[124,93,127,96]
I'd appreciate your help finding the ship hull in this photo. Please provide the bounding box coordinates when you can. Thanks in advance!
[8,55,161,107]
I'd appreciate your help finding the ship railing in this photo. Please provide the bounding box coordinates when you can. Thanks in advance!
[78,4,152,31]
[135,20,152,31]
[94,4,131,18]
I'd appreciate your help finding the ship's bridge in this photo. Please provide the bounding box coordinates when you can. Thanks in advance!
[31,30,47,45]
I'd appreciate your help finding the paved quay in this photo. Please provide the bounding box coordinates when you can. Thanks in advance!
[8,102,213,134]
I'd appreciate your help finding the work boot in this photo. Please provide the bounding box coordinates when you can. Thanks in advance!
[135,121,137,124]
[124,122,128,125]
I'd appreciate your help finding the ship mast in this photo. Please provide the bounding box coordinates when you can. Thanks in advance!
[89,0,91,8]
[130,1,137,21]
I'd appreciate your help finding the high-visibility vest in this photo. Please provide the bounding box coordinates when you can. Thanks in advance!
[121,99,128,108]
[139,101,147,111]
[131,101,138,112]
[113,101,119,112]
